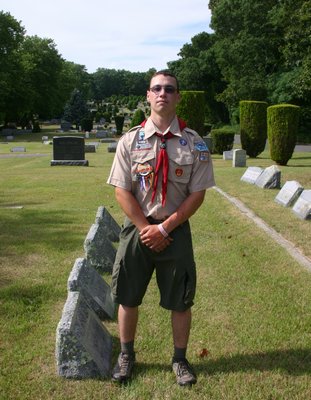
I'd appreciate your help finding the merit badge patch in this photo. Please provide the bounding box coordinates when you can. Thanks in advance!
[199,151,209,162]
[179,138,187,146]
[175,168,183,177]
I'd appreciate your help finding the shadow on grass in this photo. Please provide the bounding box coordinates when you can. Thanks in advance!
[194,348,311,376]
[112,348,311,380]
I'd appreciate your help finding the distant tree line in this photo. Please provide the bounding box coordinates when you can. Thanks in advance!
[1,1,310,140]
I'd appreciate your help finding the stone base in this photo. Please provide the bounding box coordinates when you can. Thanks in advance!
[50,160,89,166]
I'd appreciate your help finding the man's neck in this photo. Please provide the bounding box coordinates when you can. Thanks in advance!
[150,113,176,133]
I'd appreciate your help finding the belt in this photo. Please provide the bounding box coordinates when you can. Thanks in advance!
[147,216,166,224]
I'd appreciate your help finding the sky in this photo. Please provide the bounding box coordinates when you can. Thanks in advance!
[2,0,212,73]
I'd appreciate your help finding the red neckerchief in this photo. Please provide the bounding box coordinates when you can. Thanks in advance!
[140,118,187,206]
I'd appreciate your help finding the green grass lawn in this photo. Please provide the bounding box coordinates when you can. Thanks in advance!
[0,137,311,399]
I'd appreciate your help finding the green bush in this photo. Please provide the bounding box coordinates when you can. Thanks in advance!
[211,128,235,154]
[130,109,145,128]
[176,91,205,136]
[267,104,300,165]
[81,117,93,132]
[240,100,268,157]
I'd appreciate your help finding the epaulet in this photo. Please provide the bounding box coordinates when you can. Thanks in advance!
[127,125,142,133]
[183,126,197,135]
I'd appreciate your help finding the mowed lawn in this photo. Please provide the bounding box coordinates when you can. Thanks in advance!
[0,138,310,400]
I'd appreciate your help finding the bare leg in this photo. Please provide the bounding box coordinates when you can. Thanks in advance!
[171,308,191,348]
[118,305,138,343]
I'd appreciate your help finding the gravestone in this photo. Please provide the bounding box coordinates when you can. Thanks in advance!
[96,130,108,138]
[68,258,115,320]
[10,146,26,152]
[42,136,49,142]
[100,138,117,144]
[223,150,233,160]
[84,224,116,273]
[60,121,71,132]
[232,149,246,167]
[55,291,112,379]
[84,144,96,153]
[275,180,304,207]
[255,165,281,189]
[241,167,264,184]
[6,136,14,141]
[95,206,120,242]
[51,136,89,166]
[107,142,118,153]
[292,190,311,220]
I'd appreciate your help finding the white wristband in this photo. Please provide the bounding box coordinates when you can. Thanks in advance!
[158,223,169,238]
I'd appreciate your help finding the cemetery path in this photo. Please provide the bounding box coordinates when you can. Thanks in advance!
[0,153,48,158]
[214,186,311,272]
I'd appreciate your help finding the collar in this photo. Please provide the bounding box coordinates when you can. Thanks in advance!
[140,116,186,139]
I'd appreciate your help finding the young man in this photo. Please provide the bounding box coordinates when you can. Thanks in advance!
[107,70,215,386]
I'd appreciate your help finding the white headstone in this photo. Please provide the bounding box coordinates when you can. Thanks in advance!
[232,149,246,167]
[241,167,264,184]
[292,190,311,220]
[275,181,304,207]
[223,150,233,160]
[10,146,26,152]
[55,291,112,379]
[255,165,281,189]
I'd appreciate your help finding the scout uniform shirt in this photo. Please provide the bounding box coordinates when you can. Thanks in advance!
[107,116,215,220]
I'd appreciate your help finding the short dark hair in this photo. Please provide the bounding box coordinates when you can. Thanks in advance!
[150,70,180,92]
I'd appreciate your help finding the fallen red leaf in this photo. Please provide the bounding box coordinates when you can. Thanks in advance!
[199,348,209,358]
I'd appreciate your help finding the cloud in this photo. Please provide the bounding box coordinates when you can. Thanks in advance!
[2,0,212,72]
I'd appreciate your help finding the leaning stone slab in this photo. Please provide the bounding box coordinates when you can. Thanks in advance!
[255,165,281,189]
[84,223,116,273]
[68,258,115,320]
[55,291,112,379]
[275,180,304,207]
[292,190,311,220]
[95,206,120,242]
[241,167,264,184]
[232,149,246,167]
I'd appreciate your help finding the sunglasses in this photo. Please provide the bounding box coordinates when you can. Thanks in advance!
[149,85,177,94]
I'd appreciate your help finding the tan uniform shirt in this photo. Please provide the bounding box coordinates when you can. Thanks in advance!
[107,116,215,220]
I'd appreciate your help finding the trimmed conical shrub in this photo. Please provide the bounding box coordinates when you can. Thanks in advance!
[240,100,268,157]
[176,91,205,136]
[267,104,300,165]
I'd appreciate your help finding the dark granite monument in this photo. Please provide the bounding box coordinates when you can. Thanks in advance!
[51,136,89,166]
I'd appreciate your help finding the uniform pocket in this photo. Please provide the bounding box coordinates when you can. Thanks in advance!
[168,152,194,184]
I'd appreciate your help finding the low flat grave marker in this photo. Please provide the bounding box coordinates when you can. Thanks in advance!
[292,190,311,220]
[255,165,281,189]
[223,150,233,160]
[241,167,264,184]
[55,291,112,379]
[275,180,304,207]
[10,146,26,152]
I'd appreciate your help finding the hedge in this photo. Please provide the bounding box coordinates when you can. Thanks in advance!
[176,91,205,136]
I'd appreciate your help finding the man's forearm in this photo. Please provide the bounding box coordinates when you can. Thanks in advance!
[161,190,206,234]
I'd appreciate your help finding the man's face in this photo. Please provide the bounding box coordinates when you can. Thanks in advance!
[147,74,180,115]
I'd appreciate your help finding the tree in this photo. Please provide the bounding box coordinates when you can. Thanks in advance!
[0,12,25,123]
[130,109,145,128]
[63,89,89,129]
[20,36,63,119]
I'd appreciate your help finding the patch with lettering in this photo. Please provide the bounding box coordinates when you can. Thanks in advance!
[175,168,184,177]
[135,140,152,150]
[136,162,154,191]
[194,142,209,151]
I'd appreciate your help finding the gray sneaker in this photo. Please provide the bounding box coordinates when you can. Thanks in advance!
[172,358,197,386]
[112,352,135,383]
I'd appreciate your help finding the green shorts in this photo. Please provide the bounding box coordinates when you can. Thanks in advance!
[111,217,196,311]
